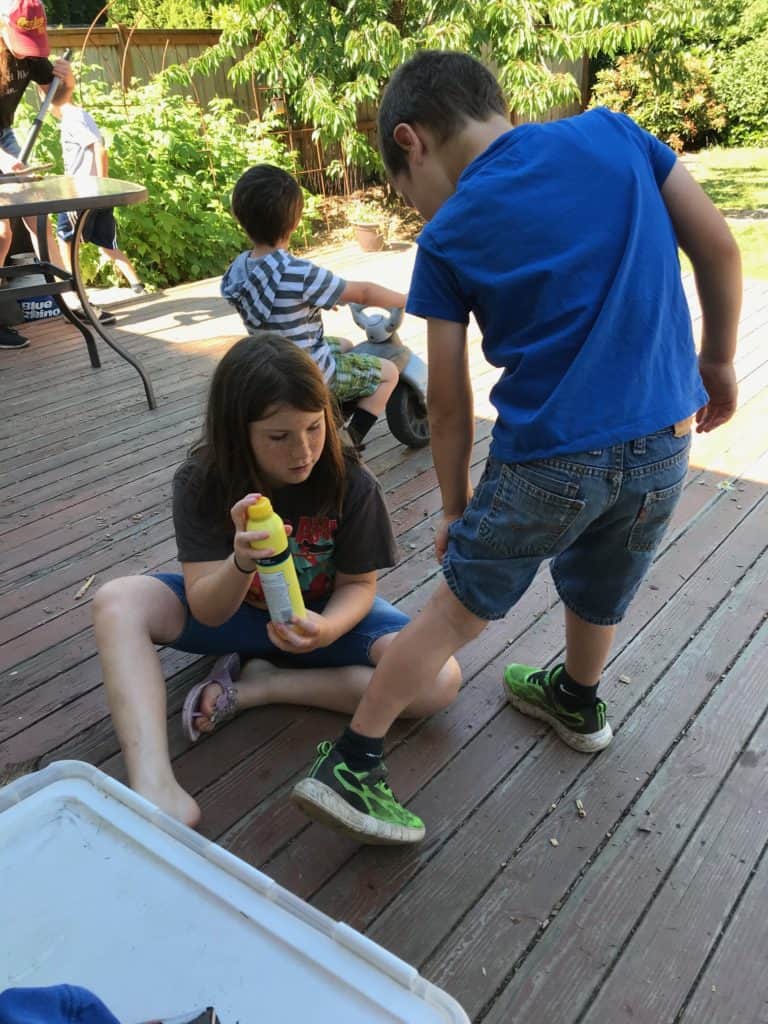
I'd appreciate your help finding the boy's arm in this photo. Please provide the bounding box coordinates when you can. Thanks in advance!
[93,141,109,178]
[661,161,742,433]
[338,280,407,309]
[427,318,473,558]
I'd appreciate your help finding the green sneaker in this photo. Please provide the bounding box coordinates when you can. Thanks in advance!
[291,741,425,845]
[503,663,613,753]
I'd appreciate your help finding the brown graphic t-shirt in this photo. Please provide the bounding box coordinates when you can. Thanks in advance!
[172,457,397,606]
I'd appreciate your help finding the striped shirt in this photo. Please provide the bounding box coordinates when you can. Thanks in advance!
[221,249,346,381]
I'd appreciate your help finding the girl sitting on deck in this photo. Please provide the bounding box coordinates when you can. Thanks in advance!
[93,334,460,829]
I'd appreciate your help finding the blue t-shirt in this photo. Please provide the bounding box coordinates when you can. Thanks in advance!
[407,108,707,462]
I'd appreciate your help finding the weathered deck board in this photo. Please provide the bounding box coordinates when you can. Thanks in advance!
[1,245,767,1023]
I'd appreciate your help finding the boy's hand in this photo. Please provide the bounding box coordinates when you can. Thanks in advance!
[267,610,334,653]
[435,513,462,562]
[696,358,738,433]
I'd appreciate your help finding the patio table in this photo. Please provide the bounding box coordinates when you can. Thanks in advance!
[0,174,155,409]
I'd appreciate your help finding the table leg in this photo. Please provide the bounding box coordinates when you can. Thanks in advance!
[68,211,156,410]
[37,213,101,368]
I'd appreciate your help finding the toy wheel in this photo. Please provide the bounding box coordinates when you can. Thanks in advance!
[386,381,431,448]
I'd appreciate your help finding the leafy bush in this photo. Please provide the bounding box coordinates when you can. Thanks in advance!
[590,54,727,152]
[16,74,319,288]
[107,0,219,28]
[715,33,768,144]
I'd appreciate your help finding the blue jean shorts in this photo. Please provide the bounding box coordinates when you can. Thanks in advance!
[443,426,692,625]
[154,572,410,667]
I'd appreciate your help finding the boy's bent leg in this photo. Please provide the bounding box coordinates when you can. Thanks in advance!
[291,583,485,844]
[351,582,482,736]
[93,575,200,827]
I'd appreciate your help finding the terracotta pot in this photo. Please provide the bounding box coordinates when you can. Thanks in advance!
[352,222,385,252]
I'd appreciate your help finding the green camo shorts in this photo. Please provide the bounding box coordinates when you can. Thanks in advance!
[327,337,382,403]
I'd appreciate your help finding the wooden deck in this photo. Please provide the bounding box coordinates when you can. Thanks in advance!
[2,244,767,1023]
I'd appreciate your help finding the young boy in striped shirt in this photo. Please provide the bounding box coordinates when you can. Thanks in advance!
[222,165,406,447]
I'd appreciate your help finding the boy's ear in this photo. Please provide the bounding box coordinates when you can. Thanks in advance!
[392,122,422,156]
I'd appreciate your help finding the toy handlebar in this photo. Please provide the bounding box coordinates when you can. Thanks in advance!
[348,303,404,337]
[19,48,72,166]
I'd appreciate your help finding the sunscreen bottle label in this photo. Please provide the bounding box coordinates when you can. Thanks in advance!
[258,572,295,624]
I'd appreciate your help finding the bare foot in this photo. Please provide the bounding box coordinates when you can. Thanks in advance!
[196,657,275,733]
[134,776,201,828]
[195,679,236,735]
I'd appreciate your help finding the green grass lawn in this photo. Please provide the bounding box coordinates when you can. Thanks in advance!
[682,147,768,279]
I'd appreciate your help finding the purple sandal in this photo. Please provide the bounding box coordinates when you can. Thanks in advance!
[182,653,241,742]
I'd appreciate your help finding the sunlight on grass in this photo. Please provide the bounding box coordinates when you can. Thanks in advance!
[681,147,768,279]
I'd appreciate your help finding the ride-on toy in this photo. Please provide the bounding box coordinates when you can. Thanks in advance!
[345,303,430,448]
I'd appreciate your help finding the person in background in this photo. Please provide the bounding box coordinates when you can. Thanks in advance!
[222,164,407,449]
[51,93,145,298]
[0,0,73,349]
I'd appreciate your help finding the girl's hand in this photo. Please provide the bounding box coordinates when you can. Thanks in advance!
[267,610,334,654]
[52,57,75,90]
[230,493,291,573]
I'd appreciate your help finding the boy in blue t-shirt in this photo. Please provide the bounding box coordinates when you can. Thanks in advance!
[291,50,742,845]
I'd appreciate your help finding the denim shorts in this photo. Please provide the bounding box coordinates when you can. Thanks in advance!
[154,572,410,667]
[443,426,692,625]
[56,208,118,248]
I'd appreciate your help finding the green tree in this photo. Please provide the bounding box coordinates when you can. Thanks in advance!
[176,0,708,174]
[107,0,218,28]
[44,0,106,25]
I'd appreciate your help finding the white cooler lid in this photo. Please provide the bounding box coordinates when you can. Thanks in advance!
[0,761,469,1024]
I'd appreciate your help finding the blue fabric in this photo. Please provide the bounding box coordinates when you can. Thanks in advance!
[0,128,21,159]
[443,427,691,624]
[154,573,410,666]
[406,108,707,463]
[0,986,120,1024]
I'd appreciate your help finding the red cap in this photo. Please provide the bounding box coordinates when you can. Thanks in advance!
[1,0,50,59]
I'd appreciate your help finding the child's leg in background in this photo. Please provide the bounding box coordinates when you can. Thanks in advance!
[328,341,399,444]
[98,245,142,289]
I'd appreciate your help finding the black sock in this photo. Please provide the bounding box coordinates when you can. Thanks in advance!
[347,408,377,445]
[335,726,384,772]
[555,665,599,709]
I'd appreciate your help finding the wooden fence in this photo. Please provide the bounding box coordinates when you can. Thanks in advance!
[46,28,588,195]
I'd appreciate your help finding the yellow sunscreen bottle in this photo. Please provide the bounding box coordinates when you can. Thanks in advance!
[247,497,306,624]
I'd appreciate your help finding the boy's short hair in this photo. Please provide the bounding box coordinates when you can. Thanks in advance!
[378,50,508,178]
[231,164,304,246]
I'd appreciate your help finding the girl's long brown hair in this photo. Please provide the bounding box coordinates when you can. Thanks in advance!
[191,333,348,523]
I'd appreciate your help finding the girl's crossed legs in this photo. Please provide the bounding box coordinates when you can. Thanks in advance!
[93,574,461,827]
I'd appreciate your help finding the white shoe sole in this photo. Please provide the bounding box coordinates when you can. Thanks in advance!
[505,690,613,753]
[291,779,425,845]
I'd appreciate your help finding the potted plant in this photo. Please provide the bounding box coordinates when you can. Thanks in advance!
[347,198,388,252]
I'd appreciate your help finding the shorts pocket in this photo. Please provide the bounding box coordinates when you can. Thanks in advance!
[478,463,586,557]
[627,477,685,553]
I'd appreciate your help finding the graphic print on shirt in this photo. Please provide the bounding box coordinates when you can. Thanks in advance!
[247,514,338,606]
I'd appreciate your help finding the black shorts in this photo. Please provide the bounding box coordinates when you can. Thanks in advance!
[56,208,118,250]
